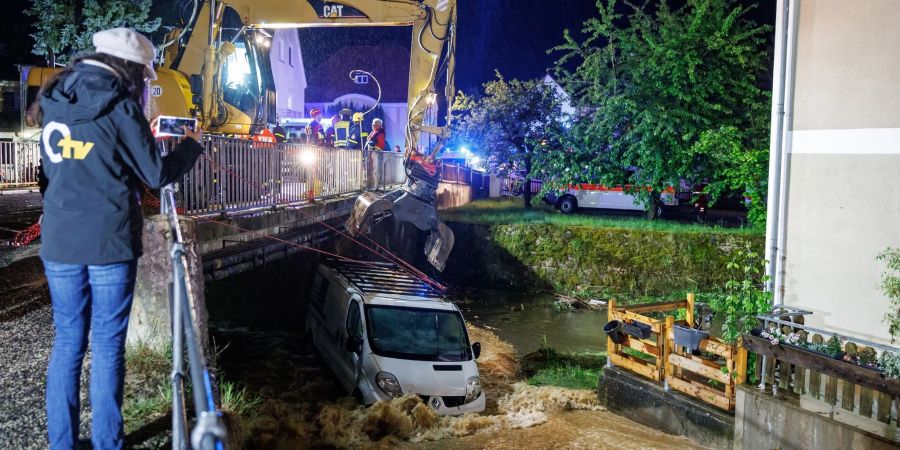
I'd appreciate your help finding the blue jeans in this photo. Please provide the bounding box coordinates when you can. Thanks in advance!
[43,259,138,450]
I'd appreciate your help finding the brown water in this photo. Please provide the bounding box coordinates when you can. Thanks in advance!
[211,320,702,450]
[455,290,608,355]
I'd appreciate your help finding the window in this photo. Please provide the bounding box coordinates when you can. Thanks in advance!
[365,305,471,362]
[346,300,362,337]
[353,74,369,85]
[288,46,293,67]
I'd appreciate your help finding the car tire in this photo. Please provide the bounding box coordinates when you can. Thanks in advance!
[559,196,577,214]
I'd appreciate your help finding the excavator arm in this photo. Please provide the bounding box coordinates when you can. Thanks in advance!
[171,0,457,269]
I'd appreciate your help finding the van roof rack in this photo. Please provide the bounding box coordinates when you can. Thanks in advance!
[326,258,445,299]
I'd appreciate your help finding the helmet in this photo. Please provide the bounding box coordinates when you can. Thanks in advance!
[352,112,364,122]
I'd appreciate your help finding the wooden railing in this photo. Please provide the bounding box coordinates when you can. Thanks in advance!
[607,293,747,411]
[743,312,900,440]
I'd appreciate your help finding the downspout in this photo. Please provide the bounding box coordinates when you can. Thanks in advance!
[772,0,801,306]
[764,0,789,293]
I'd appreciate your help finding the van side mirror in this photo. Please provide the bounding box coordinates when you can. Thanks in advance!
[472,342,481,359]
[345,335,363,353]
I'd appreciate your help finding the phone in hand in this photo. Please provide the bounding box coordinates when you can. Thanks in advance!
[154,116,198,137]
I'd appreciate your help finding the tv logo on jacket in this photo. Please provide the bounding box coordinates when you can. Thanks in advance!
[42,121,95,163]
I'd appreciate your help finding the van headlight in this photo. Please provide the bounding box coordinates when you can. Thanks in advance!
[375,371,403,398]
[465,376,482,403]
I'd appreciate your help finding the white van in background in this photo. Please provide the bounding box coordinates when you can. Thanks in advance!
[306,259,485,415]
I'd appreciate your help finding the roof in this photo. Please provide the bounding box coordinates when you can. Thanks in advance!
[326,259,445,301]
[305,46,410,103]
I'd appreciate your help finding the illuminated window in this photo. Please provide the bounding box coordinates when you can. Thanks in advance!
[354,74,369,84]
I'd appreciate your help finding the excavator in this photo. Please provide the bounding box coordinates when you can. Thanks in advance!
[25,0,457,270]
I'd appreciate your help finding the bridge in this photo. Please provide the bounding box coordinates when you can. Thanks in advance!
[0,136,490,448]
[1,136,489,278]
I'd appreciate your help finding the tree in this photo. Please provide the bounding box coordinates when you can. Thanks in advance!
[451,73,566,209]
[27,0,161,65]
[550,0,771,224]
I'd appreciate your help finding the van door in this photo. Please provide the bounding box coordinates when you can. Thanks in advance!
[318,279,350,378]
[336,298,364,392]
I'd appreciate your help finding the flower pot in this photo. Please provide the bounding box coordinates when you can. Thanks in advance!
[623,320,652,339]
[673,325,708,352]
[604,320,625,344]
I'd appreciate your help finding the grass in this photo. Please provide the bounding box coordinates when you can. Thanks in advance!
[219,381,262,417]
[123,342,174,434]
[521,346,607,391]
[442,198,761,235]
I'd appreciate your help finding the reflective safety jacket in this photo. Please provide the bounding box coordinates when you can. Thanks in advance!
[333,120,355,148]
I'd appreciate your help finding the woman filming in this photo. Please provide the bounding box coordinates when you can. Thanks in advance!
[29,28,202,449]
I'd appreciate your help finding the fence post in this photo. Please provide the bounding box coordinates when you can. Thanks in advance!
[686,292,695,328]
[665,315,675,390]
[607,299,616,368]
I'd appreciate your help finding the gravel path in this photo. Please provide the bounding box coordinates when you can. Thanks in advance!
[0,304,94,449]
[0,256,93,449]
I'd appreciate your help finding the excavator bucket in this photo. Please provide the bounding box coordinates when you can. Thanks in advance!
[346,186,454,271]
[346,191,393,236]
[424,222,454,271]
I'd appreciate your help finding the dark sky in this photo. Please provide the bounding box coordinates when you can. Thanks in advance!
[3,0,776,89]
[298,0,776,95]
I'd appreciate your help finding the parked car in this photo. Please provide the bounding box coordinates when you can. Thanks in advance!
[543,184,706,219]
[306,259,485,415]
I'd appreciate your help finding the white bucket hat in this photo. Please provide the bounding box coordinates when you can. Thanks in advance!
[92,27,157,81]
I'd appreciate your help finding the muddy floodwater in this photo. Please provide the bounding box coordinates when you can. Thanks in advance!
[454,290,607,355]
[208,266,701,449]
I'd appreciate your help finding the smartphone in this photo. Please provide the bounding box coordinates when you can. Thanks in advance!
[155,116,198,137]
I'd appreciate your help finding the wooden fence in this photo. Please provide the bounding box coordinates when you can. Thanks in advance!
[607,293,747,411]
[743,315,900,439]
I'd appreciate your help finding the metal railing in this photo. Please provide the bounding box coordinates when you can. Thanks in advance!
[180,137,404,215]
[159,141,227,450]
[500,177,543,197]
[0,141,40,187]
[367,150,405,190]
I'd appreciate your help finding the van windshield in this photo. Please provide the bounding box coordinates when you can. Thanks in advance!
[365,305,471,362]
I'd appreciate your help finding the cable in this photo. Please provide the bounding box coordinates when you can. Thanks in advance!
[157,0,199,54]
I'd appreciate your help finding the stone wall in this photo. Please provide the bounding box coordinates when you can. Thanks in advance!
[445,221,763,296]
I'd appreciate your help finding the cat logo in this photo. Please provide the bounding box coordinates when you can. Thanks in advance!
[42,121,95,163]
[309,0,367,19]
[323,3,344,17]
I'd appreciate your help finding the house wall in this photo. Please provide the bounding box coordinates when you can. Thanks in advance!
[781,0,900,343]
[270,29,306,119]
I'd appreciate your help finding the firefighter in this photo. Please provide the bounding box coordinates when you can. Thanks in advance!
[272,121,287,143]
[349,112,366,151]
[324,114,338,147]
[333,108,354,148]
[366,118,387,151]
[306,108,325,145]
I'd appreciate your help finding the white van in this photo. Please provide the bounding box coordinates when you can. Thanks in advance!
[306,259,485,415]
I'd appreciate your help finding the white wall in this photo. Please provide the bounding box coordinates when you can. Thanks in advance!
[779,0,900,344]
[270,29,306,119]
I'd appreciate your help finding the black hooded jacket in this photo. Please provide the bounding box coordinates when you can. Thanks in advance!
[39,62,202,264]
